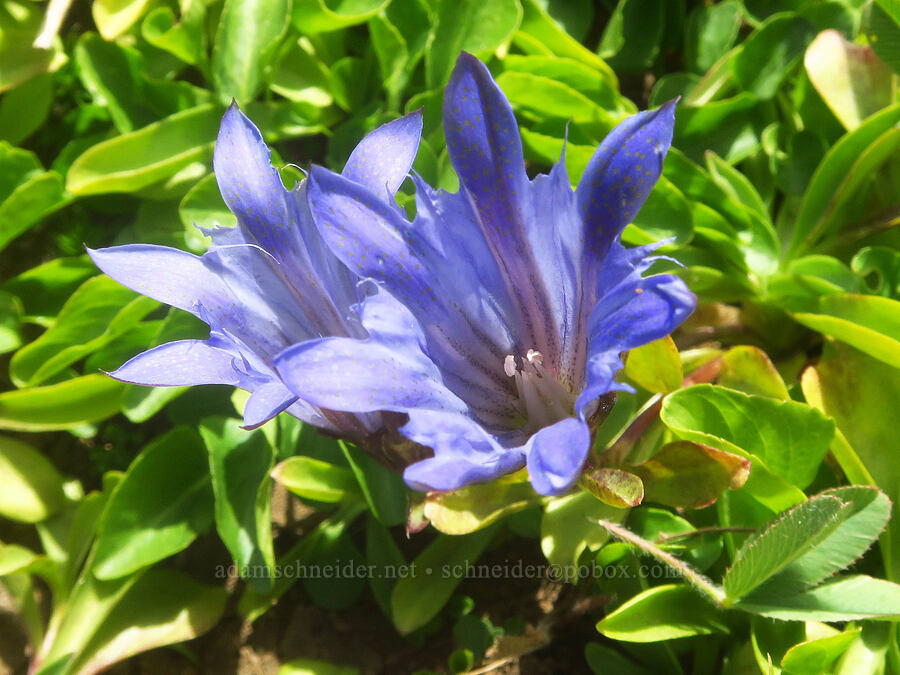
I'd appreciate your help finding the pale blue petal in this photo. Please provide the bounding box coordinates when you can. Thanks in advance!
[342,110,423,197]
[525,417,591,496]
[109,339,239,387]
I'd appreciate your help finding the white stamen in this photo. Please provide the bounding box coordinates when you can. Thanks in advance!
[503,349,576,430]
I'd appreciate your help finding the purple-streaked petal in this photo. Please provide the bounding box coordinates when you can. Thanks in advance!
[401,410,526,492]
[576,100,677,261]
[273,336,467,415]
[213,104,298,255]
[242,381,298,429]
[443,52,559,356]
[109,340,239,387]
[576,271,695,416]
[342,110,423,197]
[88,245,233,319]
[525,417,591,496]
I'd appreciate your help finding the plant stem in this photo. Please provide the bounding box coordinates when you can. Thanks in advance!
[596,519,727,606]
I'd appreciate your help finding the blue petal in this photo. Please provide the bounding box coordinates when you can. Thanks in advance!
[576,266,695,416]
[273,334,467,416]
[525,417,591,496]
[88,245,233,320]
[443,52,561,357]
[242,381,298,429]
[109,339,239,386]
[576,100,677,261]
[401,410,526,492]
[342,110,423,197]
[305,166,520,423]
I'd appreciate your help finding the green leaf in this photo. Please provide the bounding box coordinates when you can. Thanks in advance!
[624,175,694,247]
[630,441,750,510]
[269,37,334,108]
[736,575,900,621]
[201,417,276,593]
[733,13,817,99]
[365,515,406,618]
[685,0,742,73]
[0,0,66,93]
[580,468,644,508]
[541,491,624,572]
[515,0,617,83]
[211,0,291,105]
[272,456,362,503]
[788,103,900,257]
[391,526,497,634]
[93,427,215,579]
[802,341,900,580]
[11,276,157,387]
[141,0,206,66]
[0,543,39,575]
[0,143,66,254]
[718,345,790,399]
[623,336,683,394]
[66,104,220,195]
[661,384,834,490]
[496,71,617,132]
[805,30,893,131]
[597,584,729,642]
[339,441,407,527]
[425,480,542,535]
[291,0,390,33]
[598,0,666,74]
[793,294,900,367]
[723,494,850,601]
[0,374,125,432]
[585,643,652,675]
[425,0,522,89]
[92,0,154,39]
[279,657,360,675]
[0,290,21,355]
[0,436,65,523]
[866,1,900,76]
[178,173,236,243]
[0,72,52,145]
[781,629,861,675]
[1,256,97,324]
[70,568,226,674]
[852,246,900,299]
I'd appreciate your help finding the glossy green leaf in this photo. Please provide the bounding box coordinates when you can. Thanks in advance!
[497,71,617,131]
[1,256,97,325]
[425,480,541,535]
[788,103,900,257]
[719,345,789,399]
[0,0,66,93]
[0,290,21,355]
[211,0,290,105]
[802,341,900,579]
[272,455,362,503]
[0,543,39,575]
[141,0,206,66]
[598,0,665,74]
[0,435,65,523]
[515,0,617,82]
[733,13,816,99]
[805,30,893,131]
[685,0,742,73]
[426,0,522,88]
[93,427,214,579]
[67,104,220,195]
[391,526,497,634]
[0,72,52,145]
[736,575,900,621]
[630,441,750,510]
[71,568,226,674]
[781,629,861,675]
[853,246,900,299]
[793,294,900,366]
[92,0,153,39]
[0,374,124,432]
[270,38,333,108]
[11,276,157,387]
[661,384,834,490]
[340,441,407,527]
[866,1,900,76]
[291,0,390,33]
[625,175,694,247]
[624,335,683,394]
[541,491,625,573]
[201,417,276,593]
[597,584,729,642]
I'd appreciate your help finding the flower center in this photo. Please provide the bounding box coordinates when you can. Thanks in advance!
[504,349,576,430]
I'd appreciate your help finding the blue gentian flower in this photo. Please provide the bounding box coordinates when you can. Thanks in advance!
[89,104,423,437]
[275,53,696,496]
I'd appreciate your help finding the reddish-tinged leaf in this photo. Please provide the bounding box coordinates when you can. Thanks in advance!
[581,468,644,507]
[631,441,750,509]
